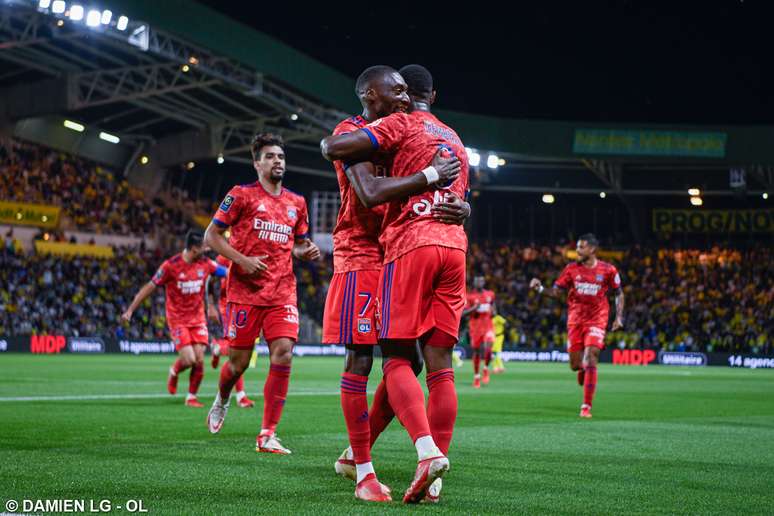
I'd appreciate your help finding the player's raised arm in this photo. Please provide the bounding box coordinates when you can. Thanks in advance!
[529,278,563,299]
[320,131,376,162]
[121,280,156,323]
[346,149,460,208]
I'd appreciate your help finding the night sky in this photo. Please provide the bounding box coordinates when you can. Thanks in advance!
[199,0,771,125]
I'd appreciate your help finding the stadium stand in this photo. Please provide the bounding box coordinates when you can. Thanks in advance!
[468,241,773,354]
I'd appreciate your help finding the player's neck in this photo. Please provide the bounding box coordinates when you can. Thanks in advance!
[361,108,379,122]
[411,101,431,112]
[181,249,193,263]
[581,256,598,268]
[258,175,282,196]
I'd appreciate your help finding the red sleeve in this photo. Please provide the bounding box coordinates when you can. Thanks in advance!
[361,113,411,152]
[609,266,622,290]
[212,186,242,228]
[294,198,310,239]
[554,265,573,290]
[151,261,170,286]
[216,255,230,267]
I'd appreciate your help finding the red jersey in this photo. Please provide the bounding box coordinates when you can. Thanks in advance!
[554,260,621,327]
[466,289,495,335]
[361,111,469,263]
[331,115,389,272]
[151,254,219,328]
[215,255,231,314]
[212,182,309,306]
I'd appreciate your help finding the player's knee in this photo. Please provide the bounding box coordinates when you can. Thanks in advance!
[271,344,293,366]
[346,355,373,376]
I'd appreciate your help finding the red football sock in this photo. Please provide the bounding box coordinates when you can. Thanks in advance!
[383,357,431,442]
[583,366,598,406]
[235,373,245,393]
[369,379,394,448]
[188,362,204,395]
[426,368,457,456]
[218,360,237,400]
[484,348,492,367]
[172,358,191,375]
[340,373,371,464]
[262,363,291,434]
[473,353,481,375]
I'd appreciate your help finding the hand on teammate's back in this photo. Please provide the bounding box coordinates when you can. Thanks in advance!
[431,148,461,185]
[238,255,269,275]
[431,191,469,225]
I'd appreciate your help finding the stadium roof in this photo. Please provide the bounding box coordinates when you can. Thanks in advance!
[0,0,772,197]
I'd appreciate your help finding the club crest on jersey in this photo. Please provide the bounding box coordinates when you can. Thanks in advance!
[287,207,297,220]
[198,270,204,278]
[358,318,371,333]
[219,194,235,212]
[596,274,603,281]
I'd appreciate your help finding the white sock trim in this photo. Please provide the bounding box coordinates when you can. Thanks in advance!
[415,435,441,461]
[355,462,375,484]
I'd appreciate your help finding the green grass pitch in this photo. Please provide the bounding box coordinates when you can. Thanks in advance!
[1,355,773,515]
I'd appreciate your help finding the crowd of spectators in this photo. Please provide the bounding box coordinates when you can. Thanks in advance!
[468,242,773,355]
[0,141,189,238]
[0,242,334,342]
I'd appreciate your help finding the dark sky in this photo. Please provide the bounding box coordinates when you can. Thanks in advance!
[199,0,771,125]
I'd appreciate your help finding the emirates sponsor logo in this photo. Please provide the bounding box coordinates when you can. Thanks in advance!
[574,282,601,295]
[254,218,292,244]
[177,279,204,294]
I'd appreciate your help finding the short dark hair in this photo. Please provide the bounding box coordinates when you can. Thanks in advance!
[185,230,204,249]
[399,64,433,98]
[578,233,599,247]
[251,133,285,161]
[355,65,397,96]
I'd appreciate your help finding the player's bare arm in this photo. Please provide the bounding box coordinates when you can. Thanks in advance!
[204,222,268,275]
[431,192,471,225]
[205,275,221,322]
[121,281,156,322]
[529,278,563,298]
[346,149,460,208]
[292,238,321,261]
[320,130,376,162]
[462,301,480,317]
[612,287,625,330]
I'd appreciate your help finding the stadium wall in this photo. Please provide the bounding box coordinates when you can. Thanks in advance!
[2,336,772,369]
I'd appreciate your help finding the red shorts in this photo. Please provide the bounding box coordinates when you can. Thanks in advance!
[224,302,299,350]
[377,246,466,341]
[322,270,380,345]
[470,328,495,349]
[567,324,606,353]
[170,325,209,351]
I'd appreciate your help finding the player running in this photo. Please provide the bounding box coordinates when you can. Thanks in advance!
[204,133,321,454]
[491,313,507,373]
[322,64,469,503]
[529,233,625,418]
[463,275,497,388]
[322,65,467,502]
[210,254,254,409]
[122,230,226,407]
